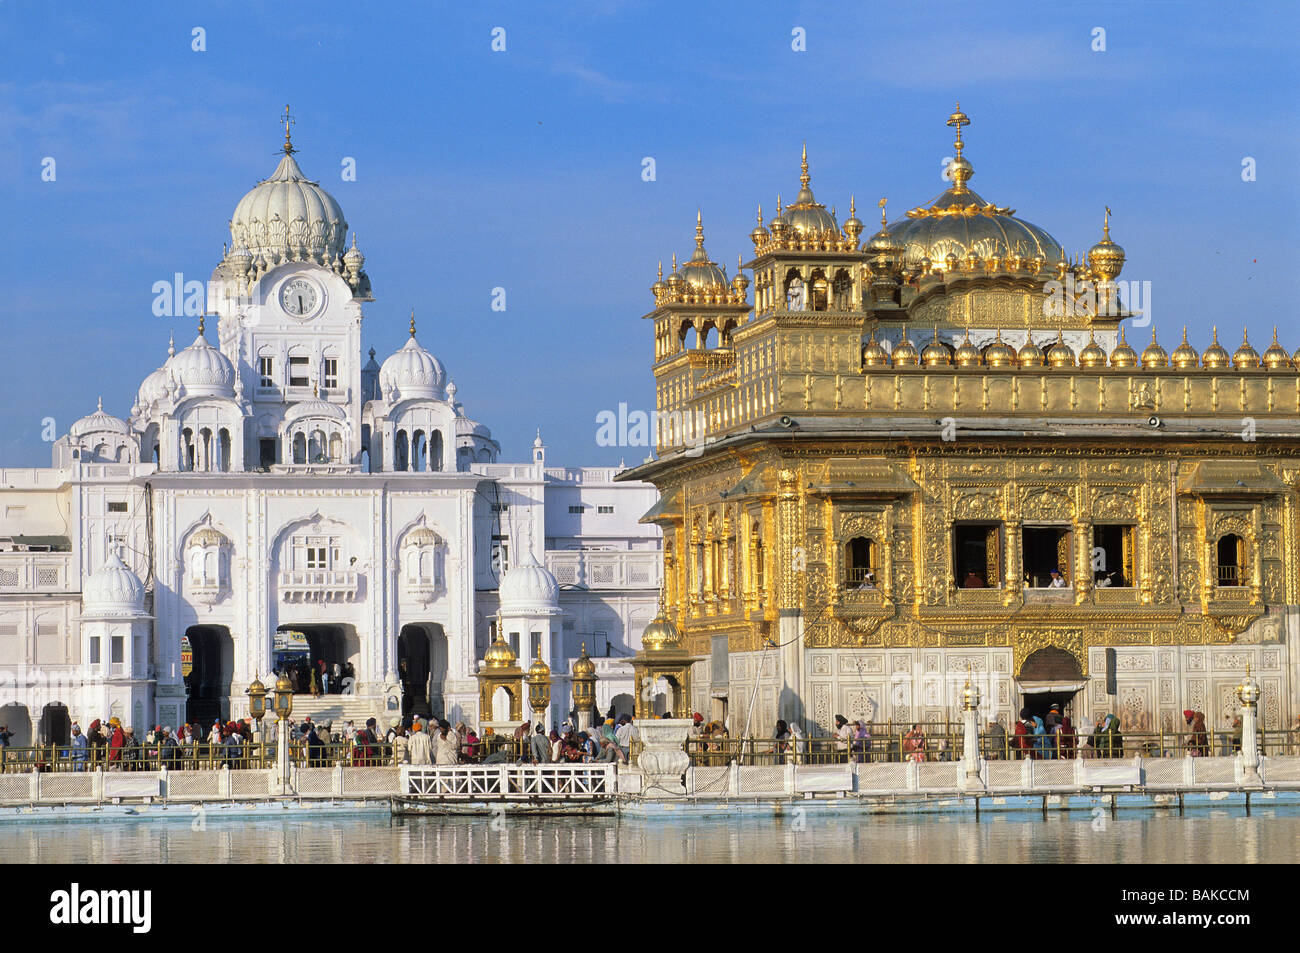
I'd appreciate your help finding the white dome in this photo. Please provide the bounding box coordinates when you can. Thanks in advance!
[284,397,347,424]
[379,335,446,402]
[499,550,559,612]
[83,550,146,616]
[230,153,348,265]
[170,330,235,399]
[136,365,171,409]
[70,399,129,439]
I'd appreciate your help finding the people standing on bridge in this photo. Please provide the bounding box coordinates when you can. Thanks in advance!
[789,721,806,765]
[1013,710,1033,759]
[773,720,791,764]
[391,724,409,765]
[528,724,550,763]
[159,727,179,769]
[1092,713,1122,758]
[1183,710,1209,756]
[408,721,432,765]
[106,718,125,768]
[434,720,458,765]
[70,724,88,771]
[1057,716,1076,758]
[903,724,927,763]
[615,714,636,762]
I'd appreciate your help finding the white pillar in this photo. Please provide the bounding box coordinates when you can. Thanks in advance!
[1236,666,1263,789]
[959,673,984,791]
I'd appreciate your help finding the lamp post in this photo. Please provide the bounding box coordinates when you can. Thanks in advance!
[571,643,597,732]
[245,674,268,759]
[1235,663,1263,788]
[526,651,552,731]
[272,673,293,793]
[960,666,983,789]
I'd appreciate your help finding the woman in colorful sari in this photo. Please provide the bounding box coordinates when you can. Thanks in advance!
[1186,710,1210,757]
[852,720,871,764]
[1031,715,1047,760]
[903,724,926,763]
[1057,716,1077,759]
[1013,710,1031,760]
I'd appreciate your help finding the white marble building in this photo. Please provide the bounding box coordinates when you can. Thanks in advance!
[0,132,659,744]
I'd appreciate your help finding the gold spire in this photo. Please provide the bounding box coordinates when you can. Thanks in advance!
[198,315,205,336]
[695,209,705,249]
[281,103,296,155]
[657,261,663,280]
[409,309,416,337]
[756,205,763,225]
[849,195,856,217]
[800,142,810,188]
[1103,205,1112,240]
[878,196,888,228]
[947,101,969,158]
[671,252,678,273]
[776,194,782,215]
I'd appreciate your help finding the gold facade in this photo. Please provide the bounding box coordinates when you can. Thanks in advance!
[625,108,1299,694]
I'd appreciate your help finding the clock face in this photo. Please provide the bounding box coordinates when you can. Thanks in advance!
[280,277,320,318]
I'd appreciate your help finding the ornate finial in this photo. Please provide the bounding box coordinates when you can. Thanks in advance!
[409,309,417,337]
[1181,325,1189,344]
[198,315,205,336]
[695,209,705,248]
[657,260,663,280]
[369,347,376,359]
[1242,325,1250,345]
[1212,325,1219,344]
[312,381,319,398]
[168,333,175,357]
[97,396,102,412]
[1273,326,1280,345]
[800,142,810,188]
[1119,325,1128,345]
[1103,206,1112,240]
[671,252,678,273]
[878,196,888,228]
[947,101,970,157]
[756,204,763,225]
[737,252,744,272]
[849,195,856,218]
[281,104,296,155]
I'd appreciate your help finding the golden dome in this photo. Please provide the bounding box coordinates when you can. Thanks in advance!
[1201,326,1230,370]
[247,674,266,696]
[1046,332,1076,368]
[483,634,518,670]
[921,329,951,367]
[775,145,839,237]
[891,329,920,366]
[680,211,727,289]
[1170,327,1199,369]
[651,261,666,300]
[1078,330,1107,369]
[1110,326,1138,368]
[954,330,982,367]
[527,653,551,681]
[572,642,596,679]
[1140,332,1168,369]
[843,196,865,246]
[1262,328,1292,370]
[1017,338,1044,367]
[1087,209,1126,281]
[887,107,1064,271]
[274,673,293,695]
[750,205,769,248]
[641,609,682,653]
[983,329,1017,368]
[1232,328,1260,369]
[862,329,891,368]
[665,254,685,294]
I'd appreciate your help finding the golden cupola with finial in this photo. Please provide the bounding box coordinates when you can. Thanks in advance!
[1201,327,1230,369]
[891,328,920,366]
[1141,331,1168,369]
[1087,207,1126,282]
[1262,328,1292,370]
[483,633,518,670]
[777,143,839,239]
[1078,329,1107,368]
[680,210,728,292]
[640,606,683,653]
[1046,331,1076,368]
[1017,337,1045,367]
[954,329,982,367]
[984,329,1017,368]
[921,328,952,367]
[1232,328,1261,369]
[1110,326,1138,368]
[1171,328,1200,369]
[861,328,891,368]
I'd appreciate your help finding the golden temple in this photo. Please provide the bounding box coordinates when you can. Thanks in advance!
[623,106,1297,737]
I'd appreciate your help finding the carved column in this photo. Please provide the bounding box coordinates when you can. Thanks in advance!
[1075,519,1093,601]
[1004,519,1021,604]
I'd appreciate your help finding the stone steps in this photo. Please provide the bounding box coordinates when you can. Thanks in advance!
[286,695,384,731]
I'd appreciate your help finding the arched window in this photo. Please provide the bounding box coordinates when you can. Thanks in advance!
[1217,534,1246,587]
[784,271,806,311]
[292,432,306,465]
[832,269,852,310]
[430,431,444,472]
[308,429,326,464]
[810,269,829,312]
[218,429,231,472]
[845,536,877,589]
[328,432,342,464]
[181,428,195,471]
[395,430,409,471]
[412,430,427,471]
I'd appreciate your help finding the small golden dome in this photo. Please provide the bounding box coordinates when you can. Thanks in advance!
[1170,327,1199,369]
[527,653,551,680]
[1232,328,1260,369]
[921,329,951,367]
[862,329,891,368]
[891,330,920,366]
[1201,326,1230,369]
[1046,331,1076,368]
[247,675,266,696]
[1087,208,1126,281]
[1110,326,1138,368]
[1078,330,1107,368]
[1017,338,1045,367]
[954,330,982,367]
[572,642,596,679]
[1140,332,1168,369]
[274,673,293,695]
[1262,328,1292,370]
[483,634,518,670]
[641,610,682,653]
[983,330,1017,368]
[651,261,666,299]
[750,205,769,248]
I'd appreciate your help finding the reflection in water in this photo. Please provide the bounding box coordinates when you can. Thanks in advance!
[4,809,1298,864]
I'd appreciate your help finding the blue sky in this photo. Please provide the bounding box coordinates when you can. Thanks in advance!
[0,1,1296,467]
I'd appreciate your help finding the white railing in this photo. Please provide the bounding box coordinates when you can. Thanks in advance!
[545,551,661,590]
[278,570,360,603]
[401,763,617,800]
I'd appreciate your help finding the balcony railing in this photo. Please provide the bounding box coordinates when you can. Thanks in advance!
[278,570,360,603]
[545,551,661,590]
[1217,565,1246,587]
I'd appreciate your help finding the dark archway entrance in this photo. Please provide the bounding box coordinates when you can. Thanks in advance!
[1018,647,1084,721]
[276,624,357,694]
[184,625,233,727]
[398,623,447,718]
[38,703,71,746]
[0,703,31,747]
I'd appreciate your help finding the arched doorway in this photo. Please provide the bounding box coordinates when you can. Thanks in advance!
[1017,647,1084,721]
[184,625,233,726]
[277,624,357,694]
[398,623,447,718]
[38,703,71,746]
[0,703,31,747]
